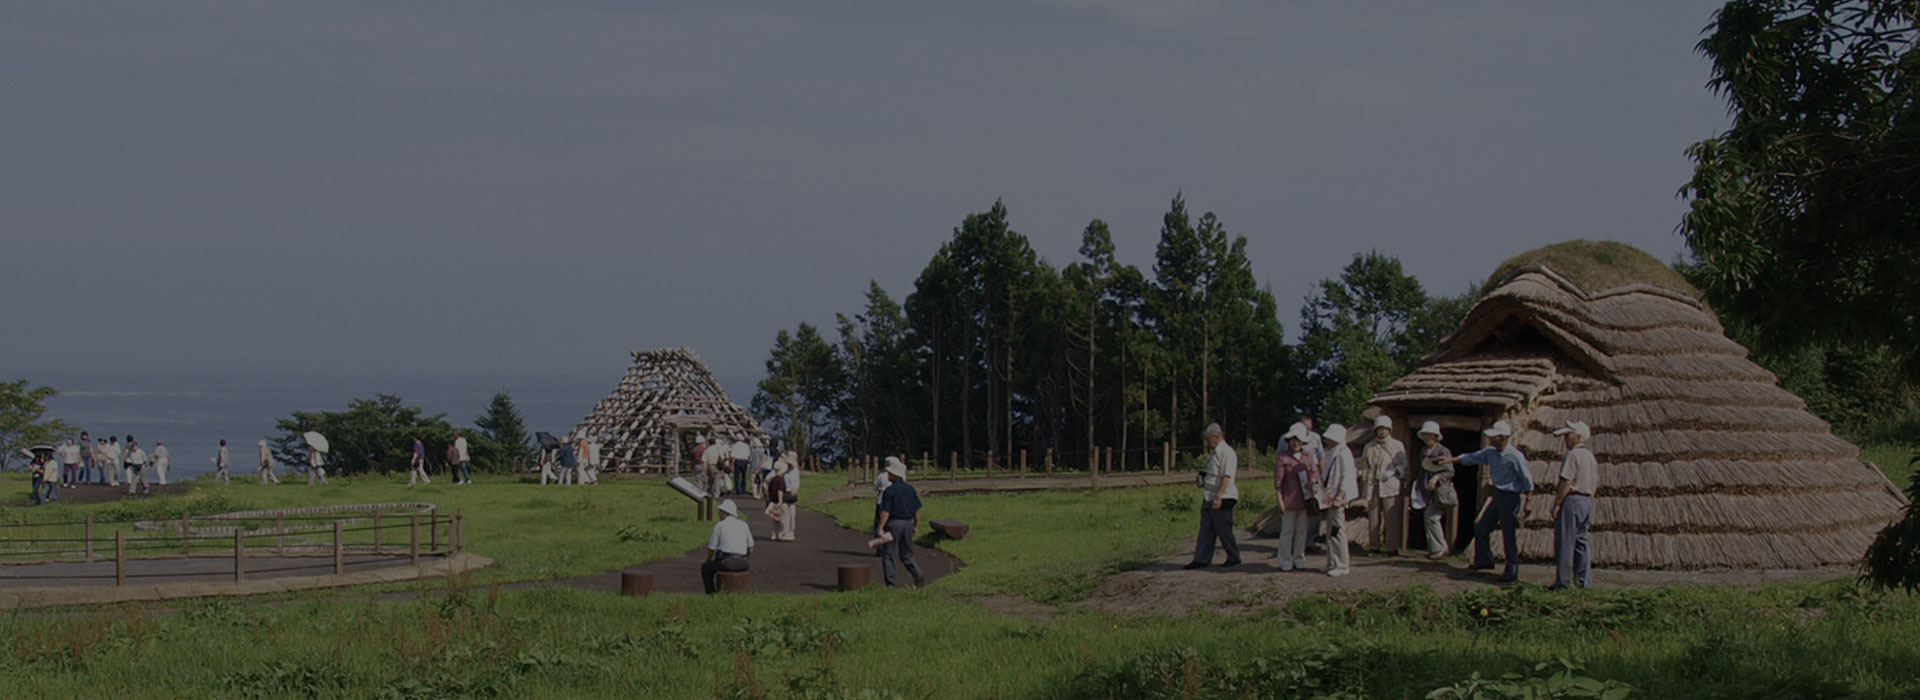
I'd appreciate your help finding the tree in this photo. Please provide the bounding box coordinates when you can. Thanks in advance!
[273,395,500,475]
[474,391,536,466]
[1297,252,1453,423]
[1863,453,1920,593]
[0,379,75,471]
[1680,0,1920,379]
[752,323,841,461]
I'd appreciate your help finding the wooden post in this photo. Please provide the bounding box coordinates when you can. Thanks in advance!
[115,530,126,586]
[233,529,245,583]
[410,515,420,566]
[1106,446,1114,476]
[333,521,344,574]
[949,451,957,483]
[373,512,383,555]
[1020,449,1028,479]
[455,509,466,552]
[181,511,192,556]
[1163,442,1172,475]
[921,452,929,475]
[1046,448,1054,477]
[84,514,94,560]
[986,451,994,479]
[429,509,439,552]
[276,515,285,555]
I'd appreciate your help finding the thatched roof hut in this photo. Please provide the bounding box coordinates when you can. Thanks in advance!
[1367,241,1905,569]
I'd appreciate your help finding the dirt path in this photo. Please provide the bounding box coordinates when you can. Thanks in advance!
[1077,530,1857,616]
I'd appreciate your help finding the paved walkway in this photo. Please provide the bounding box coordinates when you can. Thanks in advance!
[808,470,1215,505]
[534,502,964,595]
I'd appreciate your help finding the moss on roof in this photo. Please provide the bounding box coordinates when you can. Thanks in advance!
[1488,240,1702,299]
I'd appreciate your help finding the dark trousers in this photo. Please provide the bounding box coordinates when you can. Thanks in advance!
[1474,490,1523,576]
[30,474,47,505]
[879,518,922,586]
[1191,498,1240,565]
[733,459,750,494]
[700,555,749,594]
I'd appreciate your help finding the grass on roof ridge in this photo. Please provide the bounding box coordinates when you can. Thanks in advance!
[1488,239,1702,300]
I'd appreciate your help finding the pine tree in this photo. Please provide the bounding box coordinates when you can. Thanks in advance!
[474,391,535,464]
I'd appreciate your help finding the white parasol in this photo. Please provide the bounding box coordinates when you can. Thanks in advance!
[302,431,330,453]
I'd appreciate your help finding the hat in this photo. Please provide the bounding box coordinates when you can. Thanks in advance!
[1322,424,1348,444]
[1483,420,1513,437]
[1552,421,1591,439]
[1417,421,1442,437]
[1373,415,1393,430]
[718,499,739,517]
[885,457,907,478]
[1282,422,1313,444]
[1202,423,1224,439]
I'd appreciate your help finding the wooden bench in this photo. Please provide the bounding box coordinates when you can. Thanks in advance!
[929,519,970,540]
[716,571,751,593]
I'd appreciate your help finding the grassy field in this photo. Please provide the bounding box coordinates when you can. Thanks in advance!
[1861,443,1918,489]
[1,473,1917,698]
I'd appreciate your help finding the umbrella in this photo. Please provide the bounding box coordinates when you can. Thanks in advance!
[19,444,56,460]
[536,432,561,450]
[303,431,330,453]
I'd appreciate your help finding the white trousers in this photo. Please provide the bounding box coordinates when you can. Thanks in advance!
[1325,507,1350,572]
[409,460,431,485]
[1276,509,1310,565]
[780,503,798,539]
[261,466,280,484]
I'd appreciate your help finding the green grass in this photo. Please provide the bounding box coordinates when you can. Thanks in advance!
[1488,239,1702,298]
[1862,443,1918,489]
[0,473,711,583]
[2,474,1918,698]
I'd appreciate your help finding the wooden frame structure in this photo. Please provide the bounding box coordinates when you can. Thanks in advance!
[573,348,766,472]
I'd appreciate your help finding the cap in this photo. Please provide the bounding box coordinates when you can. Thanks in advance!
[1418,421,1442,437]
[1483,420,1513,437]
[1202,423,1224,439]
[1552,421,1591,439]
[718,499,739,517]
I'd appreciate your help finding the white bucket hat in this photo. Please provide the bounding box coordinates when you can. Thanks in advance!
[1322,424,1348,444]
[1552,421,1591,439]
[884,457,907,478]
[1417,421,1442,437]
[1282,422,1313,444]
[1373,415,1393,430]
[718,499,739,517]
[1483,420,1513,437]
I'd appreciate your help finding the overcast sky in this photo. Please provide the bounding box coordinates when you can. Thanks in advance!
[3,1,1732,394]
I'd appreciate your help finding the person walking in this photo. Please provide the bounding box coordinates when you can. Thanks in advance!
[1299,414,1328,552]
[152,441,171,485]
[730,438,751,495]
[776,457,800,542]
[409,435,431,485]
[79,431,95,484]
[573,436,590,485]
[213,439,232,485]
[306,443,329,485]
[452,430,472,484]
[28,450,54,505]
[124,436,151,495]
[870,452,891,531]
[765,462,795,541]
[748,439,768,499]
[105,436,124,487]
[1318,424,1360,576]
[1362,416,1409,556]
[59,437,82,489]
[1184,423,1242,569]
[1272,422,1319,571]
[1412,422,1455,558]
[875,460,925,587]
[1550,421,1599,590]
[1442,420,1535,583]
[257,439,281,484]
[699,499,753,593]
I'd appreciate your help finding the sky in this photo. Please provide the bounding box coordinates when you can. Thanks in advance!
[2,1,1733,399]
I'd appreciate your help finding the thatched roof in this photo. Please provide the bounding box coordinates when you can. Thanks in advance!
[1371,250,1904,570]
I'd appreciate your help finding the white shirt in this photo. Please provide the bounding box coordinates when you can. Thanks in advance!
[873,471,890,504]
[259,443,273,466]
[125,446,148,466]
[153,445,170,468]
[1321,443,1359,506]
[59,443,80,465]
[453,437,470,462]
[1362,436,1408,496]
[1559,445,1600,496]
[706,516,754,556]
[217,446,229,467]
[786,468,800,493]
[1203,441,1239,501]
[105,443,122,463]
[730,442,749,460]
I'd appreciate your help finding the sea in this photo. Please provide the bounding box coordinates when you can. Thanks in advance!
[25,369,645,479]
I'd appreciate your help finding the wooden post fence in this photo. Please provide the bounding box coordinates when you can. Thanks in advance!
[987,451,994,479]
[333,521,344,575]
[429,509,439,552]
[949,451,957,483]
[455,509,466,552]
[84,514,94,560]
[373,512,383,555]
[115,530,126,586]
[233,529,245,583]
[181,512,191,556]
[1046,448,1054,477]
[410,515,420,565]
[1020,449,1028,478]
[276,515,285,554]
[1162,442,1172,475]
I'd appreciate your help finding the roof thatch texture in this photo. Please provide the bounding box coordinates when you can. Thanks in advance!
[573,348,766,470]
[1371,251,1904,570]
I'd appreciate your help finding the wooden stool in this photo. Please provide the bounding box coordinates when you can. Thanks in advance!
[930,519,970,539]
[620,571,654,597]
[716,571,751,593]
[836,564,872,591]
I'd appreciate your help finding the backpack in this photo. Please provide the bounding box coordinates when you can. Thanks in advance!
[446,445,460,464]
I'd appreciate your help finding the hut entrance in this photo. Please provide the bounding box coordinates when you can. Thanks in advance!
[1402,413,1492,555]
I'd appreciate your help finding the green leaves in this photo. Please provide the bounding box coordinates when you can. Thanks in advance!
[0,378,75,471]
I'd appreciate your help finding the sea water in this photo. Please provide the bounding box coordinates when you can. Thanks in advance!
[27,369,663,479]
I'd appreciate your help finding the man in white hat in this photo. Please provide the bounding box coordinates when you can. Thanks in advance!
[876,458,925,586]
[1441,420,1535,582]
[1318,424,1360,576]
[700,499,753,593]
[1411,421,1455,558]
[1550,421,1599,590]
[1361,415,1409,556]
[1183,423,1242,569]
[124,436,150,496]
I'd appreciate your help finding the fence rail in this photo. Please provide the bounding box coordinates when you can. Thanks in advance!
[0,505,467,585]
